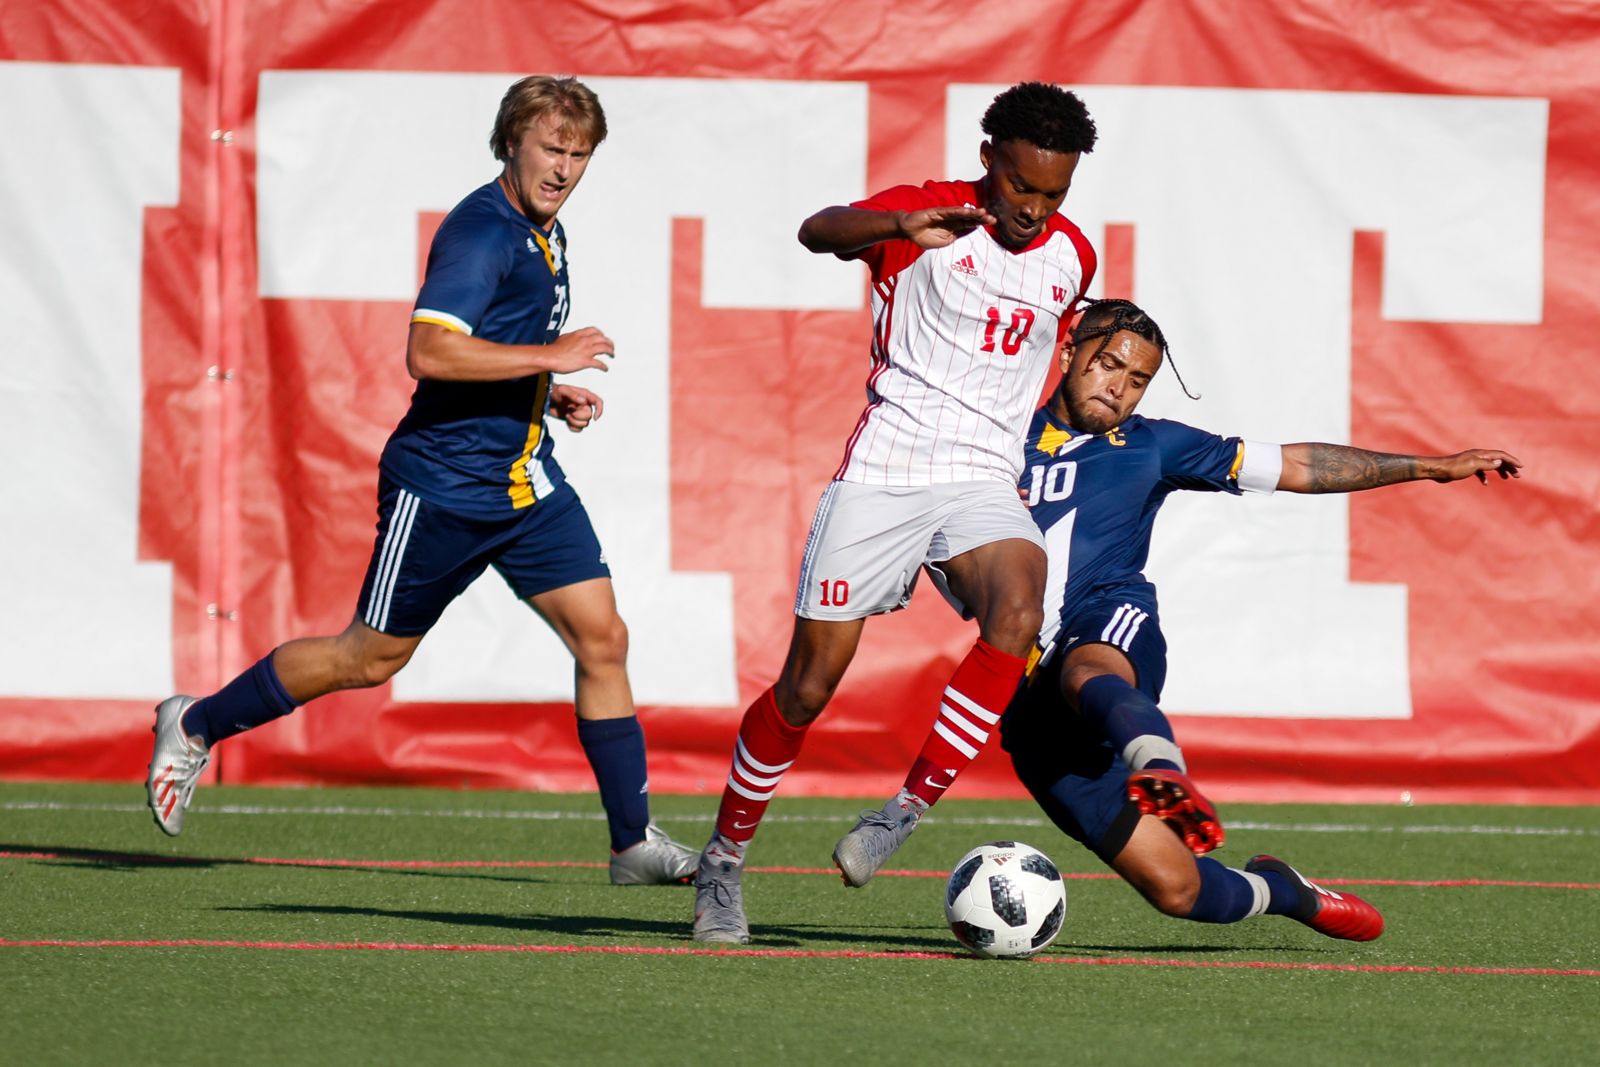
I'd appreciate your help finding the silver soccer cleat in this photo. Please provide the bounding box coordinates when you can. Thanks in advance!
[692,850,751,944]
[832,796,922,888]
[147,695,210,836]
[608,822,699,885]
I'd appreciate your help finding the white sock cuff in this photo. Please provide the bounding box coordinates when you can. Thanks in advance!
[1123,735,1187,773]
[1237,869,1272,918]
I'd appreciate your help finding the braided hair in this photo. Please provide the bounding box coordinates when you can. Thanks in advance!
[1070,298,1199,400]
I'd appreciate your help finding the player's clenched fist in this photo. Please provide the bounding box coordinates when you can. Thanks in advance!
[546,326,615,373]
[550,383,604,431]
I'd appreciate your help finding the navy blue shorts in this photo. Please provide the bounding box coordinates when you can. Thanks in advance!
[356,478,610,636]
[1000,594,1169,861]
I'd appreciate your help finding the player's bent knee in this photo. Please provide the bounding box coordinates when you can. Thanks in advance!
[1145,873,1201,918]
[775,676,833,726]
[981,604,1044,656]
[344,635,417,688]
[1064,662,1110,696]
[355,650,412,688]
[571,614,629,671]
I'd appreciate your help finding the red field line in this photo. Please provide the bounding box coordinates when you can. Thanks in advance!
[2,938,1597,976]
[763,866,1600,890]
[3,850,1596,890]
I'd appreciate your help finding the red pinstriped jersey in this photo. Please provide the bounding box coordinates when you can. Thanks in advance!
[833,179,1096,486]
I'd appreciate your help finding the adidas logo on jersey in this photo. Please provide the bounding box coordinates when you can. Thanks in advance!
[951,254,979,276]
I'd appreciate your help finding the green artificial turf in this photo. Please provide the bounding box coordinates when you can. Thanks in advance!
[1,782,1596,1064]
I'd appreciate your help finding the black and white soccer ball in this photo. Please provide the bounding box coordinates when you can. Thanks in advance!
[944,841,1067,959]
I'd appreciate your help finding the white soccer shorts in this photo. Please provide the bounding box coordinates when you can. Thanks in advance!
[793,479,1044,620]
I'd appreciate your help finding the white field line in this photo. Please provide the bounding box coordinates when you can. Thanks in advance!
[1,799,1595,837]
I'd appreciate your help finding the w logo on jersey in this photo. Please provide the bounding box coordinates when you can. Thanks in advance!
[1052,285,1068,303]
[951,254,979,276]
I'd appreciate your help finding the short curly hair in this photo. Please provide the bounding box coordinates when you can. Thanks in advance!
[981,82,1097,155]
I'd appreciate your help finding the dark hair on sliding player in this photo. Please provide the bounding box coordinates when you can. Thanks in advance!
[1071,298,1200,400]
[981,82,1098,155]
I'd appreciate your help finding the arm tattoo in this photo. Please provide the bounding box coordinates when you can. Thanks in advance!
[1305,444,1419,492]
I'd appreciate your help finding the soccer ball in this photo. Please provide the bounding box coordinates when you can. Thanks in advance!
[944,841,1067,958]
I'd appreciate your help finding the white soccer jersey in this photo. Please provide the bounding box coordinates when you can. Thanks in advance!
[833,179,1096,487]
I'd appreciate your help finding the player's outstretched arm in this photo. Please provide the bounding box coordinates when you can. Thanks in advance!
[406,322,613,381]
[1277,443,1522,493]
[797,204,996,254]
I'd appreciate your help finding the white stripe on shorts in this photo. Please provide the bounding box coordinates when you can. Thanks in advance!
[793,481,842,614]
[1102,604,1148,651]
[366,489,419,633]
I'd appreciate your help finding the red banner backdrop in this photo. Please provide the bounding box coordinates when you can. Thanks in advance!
[2,1,1597,804]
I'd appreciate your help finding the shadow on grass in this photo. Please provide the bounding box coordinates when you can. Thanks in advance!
[0,844,568,884]
[1063,942,1269,955]
[220,903,958,950]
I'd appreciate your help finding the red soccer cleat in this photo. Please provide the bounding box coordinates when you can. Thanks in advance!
[1127,768,1225,855]
[1246,854,1385,942]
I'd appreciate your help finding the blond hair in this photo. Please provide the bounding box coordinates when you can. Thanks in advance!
[489,76,607,161]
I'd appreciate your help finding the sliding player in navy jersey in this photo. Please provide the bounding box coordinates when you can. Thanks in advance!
[146,77,696,885]
[997,298,1520,940]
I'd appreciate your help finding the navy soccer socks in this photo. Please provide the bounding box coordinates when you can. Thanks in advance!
[1184,856,1301,923]
[1077,674,1184,772]
[180,651,299,747]
[577,715,652,853]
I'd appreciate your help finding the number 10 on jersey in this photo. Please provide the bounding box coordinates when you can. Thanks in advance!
[1025,459,1077,506]
[981,305,1036,355]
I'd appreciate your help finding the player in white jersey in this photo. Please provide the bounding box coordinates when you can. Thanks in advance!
[693,83,1100,943]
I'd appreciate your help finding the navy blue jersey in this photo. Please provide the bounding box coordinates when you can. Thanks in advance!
[1021,408,1246,651]
[380,181,573,515]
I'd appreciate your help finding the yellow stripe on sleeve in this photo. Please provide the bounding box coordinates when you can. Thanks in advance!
[410,311,472,334]
[1228,442,1246,481]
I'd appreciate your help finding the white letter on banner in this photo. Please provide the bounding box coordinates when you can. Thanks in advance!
[0,63,179,698]
[257,73,868,704]
[948,84,1545,718]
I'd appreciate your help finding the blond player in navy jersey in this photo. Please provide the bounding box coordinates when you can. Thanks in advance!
[999,298,1520,941]
[147,76,696,886]
[694,82,1099,943]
